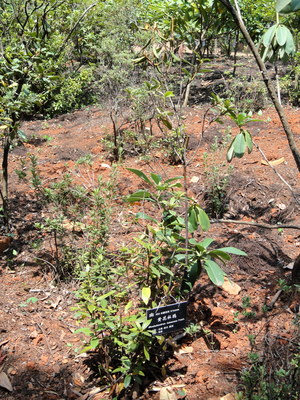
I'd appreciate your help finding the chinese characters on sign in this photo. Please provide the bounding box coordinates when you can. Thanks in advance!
[146,301,187,335]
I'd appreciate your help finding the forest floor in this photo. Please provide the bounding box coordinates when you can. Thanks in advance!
[0,57,300,400]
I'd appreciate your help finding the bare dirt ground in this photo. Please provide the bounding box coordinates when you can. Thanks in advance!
[0,91,300,399]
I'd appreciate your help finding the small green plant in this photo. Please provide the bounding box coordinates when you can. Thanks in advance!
[74,168,246,396]
[239,352,300,400]
[184,322,201,336]
[241,296,257,319]
[203,135,234,218]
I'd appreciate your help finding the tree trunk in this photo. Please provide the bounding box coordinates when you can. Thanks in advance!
[218,0,300,171]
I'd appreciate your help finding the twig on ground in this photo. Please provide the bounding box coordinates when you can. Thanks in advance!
[253,141,300,206]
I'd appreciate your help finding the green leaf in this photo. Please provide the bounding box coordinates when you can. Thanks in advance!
[164,91,174,98]
[208,249,231,261]
[276,0,292,13]
[204,259,226,286]
[126,190,153,203]
[243,130,253,153]
[233,133,246,158]
[150,173,162,184]
[188,208,198,232]
[124,374,132,388]
[285,31,295,54]
[198,208,210,231]
[164,176,183,184]
[217,247,247,256]
[135,212,157,222]
[276,25,289,46]
[74,327,93,336]
[160,118,172,130]
[198,238,214,248]
[227,141,235,162]
[127,168,152,185]
[262,25,277,48]
[143,346,150,361]
[142,286,151,305]
[276,0,300,13]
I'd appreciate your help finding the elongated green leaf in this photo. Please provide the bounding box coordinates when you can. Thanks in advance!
[127,168,152,185]
[227,141,235,162]
[233,133,246,158]
[276,0,300,13]
[74,327,93,336]
[144,346,150,361]
[217,247,247,256]
[126,190,153,203]
[198,208,210,231]
[135,212,157,222]
[208,249,231,261]
[164,176,183,184]
[124,375,132,388]
[199,237,214,248]
[160,118,172,130]
[244,130,253,153]
[204,259,226,286]
[188,208,198,232]
[164,91,174,98]
[285,31,295,54]
[262,25,277,48]
[142,286,151,305]
[276,25,289,46]
[150,173,162,184]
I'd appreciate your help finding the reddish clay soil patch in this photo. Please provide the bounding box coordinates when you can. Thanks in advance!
[0,103,300,399]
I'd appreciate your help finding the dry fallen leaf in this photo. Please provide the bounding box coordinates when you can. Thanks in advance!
[160,387,177,400]
[220,277,241,295]
[190,176,200,183]
[219,393,237,400]
[72,372,85,387]
[0,371,13,392]
[175,345,194,355]
[261,157,285,166]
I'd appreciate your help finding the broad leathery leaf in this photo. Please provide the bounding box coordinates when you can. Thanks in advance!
[126,190,153,203]
[198,208,210,231]
[243,130,253,153]
[233,132,246,158]
[142,286,151,305]
[124,374,132,389]
[285,31,295,54]
[208,249,231,261]
[262,25,277,48]
[204,259,226,286]
[127,168,153,185]
[188,208,198,232]
[218,247,247,256]
[276,25,289,46]
[227,140,235,162]
[276,0,300,13]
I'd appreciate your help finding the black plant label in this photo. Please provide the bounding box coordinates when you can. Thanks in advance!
[146,301,187,335]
